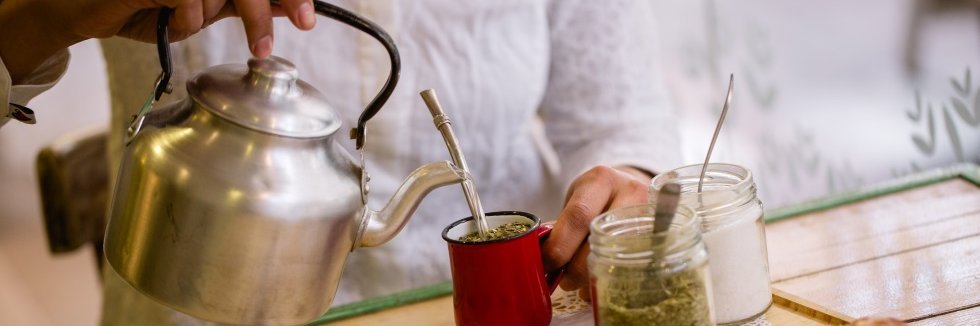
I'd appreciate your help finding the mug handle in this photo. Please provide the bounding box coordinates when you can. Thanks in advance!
[535,224,566,294]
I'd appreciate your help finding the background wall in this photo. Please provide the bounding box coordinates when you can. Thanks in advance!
[0,40,106,326]
[654,0,980,208]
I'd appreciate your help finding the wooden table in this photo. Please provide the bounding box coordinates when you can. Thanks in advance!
[765,164,980,324]
[311,164,980,325]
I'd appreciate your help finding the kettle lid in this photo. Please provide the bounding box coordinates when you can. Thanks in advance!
[187,56,340,138]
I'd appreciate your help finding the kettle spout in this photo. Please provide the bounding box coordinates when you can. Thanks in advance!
[356,160,466,248]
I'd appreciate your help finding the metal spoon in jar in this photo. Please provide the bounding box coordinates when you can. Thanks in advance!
[698,74,734,192]
[653,183,681,236]
[646,182,682,304]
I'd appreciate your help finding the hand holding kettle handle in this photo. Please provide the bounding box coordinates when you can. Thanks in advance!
[148,1,399,149]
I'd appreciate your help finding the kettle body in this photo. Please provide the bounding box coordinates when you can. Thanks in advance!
[105,58,361,324]
[105,57,464,325]
[106,109,364,325]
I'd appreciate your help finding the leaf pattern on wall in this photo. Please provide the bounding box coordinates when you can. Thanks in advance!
[973,87,980,126]
[756,128,864,206]
[949,86,980,127]
[942,105,965,162]
[906,66,980,168]
[746,71,777,109]
[659,2,977,208]
[743,21,778,111]
[950,97,977,126]
[676,5,778,114]
[910,104,937,156]
[906,92,924,121]
[951,68,971,97]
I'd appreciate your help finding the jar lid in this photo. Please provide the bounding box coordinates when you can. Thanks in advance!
[187,56,340,138]
[650,163,758,228]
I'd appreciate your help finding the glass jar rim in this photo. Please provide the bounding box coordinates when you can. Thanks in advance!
[650,163,753,194]
[589,203,701,260]
[650,163,759,229]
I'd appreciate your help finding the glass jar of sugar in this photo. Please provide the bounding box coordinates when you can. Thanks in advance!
[651,163,772,325]
[588,203,715,326]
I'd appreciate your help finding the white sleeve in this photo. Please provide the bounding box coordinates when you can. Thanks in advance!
[540,0,682,190]
[1,50,70,127]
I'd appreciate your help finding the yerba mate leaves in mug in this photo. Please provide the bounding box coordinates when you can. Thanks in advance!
[458,222,532,243]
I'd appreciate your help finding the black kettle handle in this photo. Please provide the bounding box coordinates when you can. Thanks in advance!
[154,1,400,149]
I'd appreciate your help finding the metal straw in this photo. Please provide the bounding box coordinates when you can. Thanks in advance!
[419,89,490,236]
[698,74,734,192]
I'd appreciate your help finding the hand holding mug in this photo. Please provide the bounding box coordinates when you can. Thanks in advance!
[541,165,652,299]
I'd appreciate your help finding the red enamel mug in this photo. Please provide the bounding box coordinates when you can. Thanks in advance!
[442,211,564,326]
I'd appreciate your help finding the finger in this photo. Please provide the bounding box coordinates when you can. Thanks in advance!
[558,243,591,292]
[134,0,214,42]
[201,0,229,21]
[115,10,158,43]
[202,3,239,28]
[541,168,616,271]
[606,178,649,210]
[556,172,645,291]
[562,165,626,205]
[543,187,609,271]
[115,0,183,42]
[578,287,591,302]
[170,0,205,40]
[233,0,275,58]
[279,0,316,30]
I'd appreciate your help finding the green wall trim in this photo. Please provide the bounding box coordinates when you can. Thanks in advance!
[765,163,980,223]
[963,165,980,186]
[309,281,453,325]
[309,164,980,324]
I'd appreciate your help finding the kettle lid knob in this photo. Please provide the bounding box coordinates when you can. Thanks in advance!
[246,57,299,93]
[187,56,341,138]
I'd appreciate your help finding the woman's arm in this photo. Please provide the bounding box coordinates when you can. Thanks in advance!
[0,0,317,83]
[0,0,80,84]
[538,0,682,298]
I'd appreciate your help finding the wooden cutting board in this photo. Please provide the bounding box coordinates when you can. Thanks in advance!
[765,165,980,324]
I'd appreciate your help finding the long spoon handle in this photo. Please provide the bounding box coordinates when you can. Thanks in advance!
[698,74,734,192]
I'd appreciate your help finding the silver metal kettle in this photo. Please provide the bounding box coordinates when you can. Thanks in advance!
[103,3,465,325]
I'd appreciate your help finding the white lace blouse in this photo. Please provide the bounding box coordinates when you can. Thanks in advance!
[99,0,679,319]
